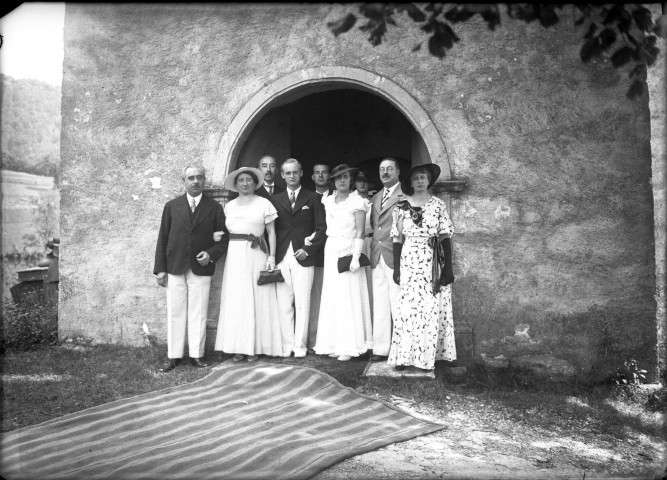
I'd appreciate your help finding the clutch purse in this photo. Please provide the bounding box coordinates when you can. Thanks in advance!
[257,269,285,285]
[337,254,371,273]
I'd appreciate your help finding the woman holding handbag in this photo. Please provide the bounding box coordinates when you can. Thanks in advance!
[388,163,456,372]
[213,166,282,362]
[314,164,372,361]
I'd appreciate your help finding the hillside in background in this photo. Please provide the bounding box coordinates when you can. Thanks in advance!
[1,74,61,177]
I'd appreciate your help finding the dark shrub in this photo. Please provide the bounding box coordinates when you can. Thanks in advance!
[1,301,58,353]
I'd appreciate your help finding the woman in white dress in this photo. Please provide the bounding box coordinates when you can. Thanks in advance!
[388,163,456,372]
[314,164,372,361]
[214,166,282,362]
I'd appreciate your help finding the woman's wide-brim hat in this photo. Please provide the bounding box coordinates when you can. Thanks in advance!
[223,167,265,192]
[401,163,441,192]
[329,164,357,180]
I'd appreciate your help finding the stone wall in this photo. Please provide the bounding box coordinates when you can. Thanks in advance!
[59,4,660,379]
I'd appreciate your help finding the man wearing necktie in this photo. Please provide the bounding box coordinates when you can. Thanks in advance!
[154,164,229,372]
[271,158,326,357]
[256,155,284,199]
[369,157,404,362]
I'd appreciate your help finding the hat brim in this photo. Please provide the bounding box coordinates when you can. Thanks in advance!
[330,167,357,180]
[224,167,265,192]
[401,163,441,192]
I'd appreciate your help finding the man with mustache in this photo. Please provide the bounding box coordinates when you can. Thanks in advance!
[154,164,229,372]
[369,157,404,362]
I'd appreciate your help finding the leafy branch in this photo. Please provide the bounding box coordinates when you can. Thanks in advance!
[327,3,667,99]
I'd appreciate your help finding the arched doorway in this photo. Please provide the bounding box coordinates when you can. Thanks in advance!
[234,88,421,191]
[211,66,452,187]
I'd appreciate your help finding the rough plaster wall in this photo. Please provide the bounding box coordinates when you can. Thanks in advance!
[60,4,657,373]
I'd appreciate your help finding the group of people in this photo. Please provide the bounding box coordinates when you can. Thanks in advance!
[153,155,456,374]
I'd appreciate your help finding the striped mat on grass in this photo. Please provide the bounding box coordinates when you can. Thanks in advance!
[1,362,446,480]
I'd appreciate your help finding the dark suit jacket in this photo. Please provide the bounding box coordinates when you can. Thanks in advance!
[313,188,333,268]
[256,184,284,200]
[271,188,326,267]
[153,194,229,276]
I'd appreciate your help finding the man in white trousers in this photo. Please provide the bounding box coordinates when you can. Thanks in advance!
[154,164,228,372]
[271,159,326,357]
[369,158,404,362]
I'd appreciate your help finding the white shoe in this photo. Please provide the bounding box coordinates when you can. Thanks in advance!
[338,355,352,362]
[328,353,338,358]
[294,351,306,358]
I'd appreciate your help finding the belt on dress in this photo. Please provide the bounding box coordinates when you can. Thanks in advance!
[229,233,268,253]
[427,235,446,296]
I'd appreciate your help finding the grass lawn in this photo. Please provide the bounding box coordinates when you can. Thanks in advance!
[2,344,665,477]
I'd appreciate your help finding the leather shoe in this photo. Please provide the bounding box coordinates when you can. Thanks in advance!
[190,357,209,368]
[395,365,406,371]
[371,355,387,362]
[158,359,178,373]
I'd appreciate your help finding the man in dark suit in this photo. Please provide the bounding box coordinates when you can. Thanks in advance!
[154,164,229,372]
[255,155,284,199]
[272,158,326,357]
[308,163,333,353]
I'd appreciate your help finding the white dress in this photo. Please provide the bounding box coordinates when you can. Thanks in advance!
[215,195,282,356]
[314,191,373,357]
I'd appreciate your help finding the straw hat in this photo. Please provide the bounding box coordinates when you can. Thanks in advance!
[223,167,265,192]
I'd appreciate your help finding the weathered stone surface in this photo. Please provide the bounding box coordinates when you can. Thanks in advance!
[481,354,509,369]
[57,4,661,379]
[510,354,577,378]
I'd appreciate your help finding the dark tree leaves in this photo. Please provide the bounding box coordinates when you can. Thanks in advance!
[629,64,647,81]
[610,46,635,67]
[626,79,645,99]
[537,4,560,28]
[427,22,460,58]
[632,7,654,31]
[327,13,357,37]
[395,4,426,23]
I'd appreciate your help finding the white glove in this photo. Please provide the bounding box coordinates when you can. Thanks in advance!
[266,255,276,271]
[350,239,364,273]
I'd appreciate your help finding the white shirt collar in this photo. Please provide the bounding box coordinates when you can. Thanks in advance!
[287,185,301,197]
[187,193,202,206]
[384,182,399,196]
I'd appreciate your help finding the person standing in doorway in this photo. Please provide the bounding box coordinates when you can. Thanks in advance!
[355,170,375,314]
[307,163,332,353]
[272,158,327,357]
[154,164,229,372]
[256,155,284,199]
[369,157,404,362]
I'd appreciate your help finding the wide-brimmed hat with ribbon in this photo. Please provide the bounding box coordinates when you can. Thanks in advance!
[223,167,265,192]
[329,164,357,180]
[401,163,441,195]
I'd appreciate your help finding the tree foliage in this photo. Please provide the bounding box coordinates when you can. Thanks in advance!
[1,74,61,176]
[327,3,666,99]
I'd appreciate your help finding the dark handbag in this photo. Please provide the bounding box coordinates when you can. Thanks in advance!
[257,269,285,285]
[337,254,371,273]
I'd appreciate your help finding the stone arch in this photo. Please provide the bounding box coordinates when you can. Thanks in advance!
[212,66,451,185]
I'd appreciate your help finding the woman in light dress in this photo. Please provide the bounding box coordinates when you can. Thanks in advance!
[314,164,373,361]
[388,163,456,372]
[214,167,282,362]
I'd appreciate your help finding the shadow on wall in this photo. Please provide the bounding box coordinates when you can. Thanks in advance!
[454,275,657,383]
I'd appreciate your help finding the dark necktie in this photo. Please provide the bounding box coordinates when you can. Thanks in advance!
[290,190,296,211]
[266,184,273,196]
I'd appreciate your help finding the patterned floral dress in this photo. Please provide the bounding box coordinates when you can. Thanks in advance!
[387,195,456,370]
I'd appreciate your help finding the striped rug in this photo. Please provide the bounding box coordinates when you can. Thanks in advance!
[1,363,446,480]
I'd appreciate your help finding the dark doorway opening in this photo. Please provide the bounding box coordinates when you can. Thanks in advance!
[235,88,425,191]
